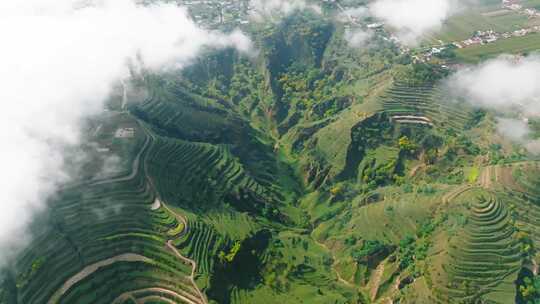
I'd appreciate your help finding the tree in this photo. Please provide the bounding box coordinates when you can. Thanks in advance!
[351,240,386,262]
[219,241,242,263]
[399,136,417,154]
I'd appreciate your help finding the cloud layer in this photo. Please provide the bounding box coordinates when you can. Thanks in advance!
[448,55,540,112]
[447,55,540,153]
[344,29,373,48]
[0,0,250,264]
[369,0,458,45]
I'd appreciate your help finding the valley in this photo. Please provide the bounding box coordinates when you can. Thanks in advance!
[2,1,540,304]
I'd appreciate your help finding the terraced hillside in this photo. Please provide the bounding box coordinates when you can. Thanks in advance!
[380,81,473,131]
[146,135,277,214]
[5,9,540,304]
[428,188,522,303]
[495,163,540,258]
[2,120,208,304]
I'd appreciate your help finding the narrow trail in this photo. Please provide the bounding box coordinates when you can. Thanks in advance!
[150,197,162,210]
[47,253,151,304]
[378,276,399,304]
[478,166,495,189]
[112,287,203,304]
[93,124,102,137]
[313,239,354,287]
[409,164,424,177]
[334,1,359,25]
[370,262,385,301]
[441,184,472,205]
[49,117,207,304]
[121,79,128,111]
[140,122,208,304]
[89,120,150,186]
[139,296,177,304]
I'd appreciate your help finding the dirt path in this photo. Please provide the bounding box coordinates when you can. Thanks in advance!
[409,164,425,177]
[479,166,495,189]
[162,210,206,304]
[121,79,128,111]
[442,185,472,205]
[165,239,207,304]
[378,276,399,304]
[313,239,354,287]
[52,119,207,304]
[370,262,385,301]
[150,197,161,210]
[113,287,203,304]
[138,296,177,304]
[334,1,359,25]
[140,123,207,304]
[47,253,151,304]
[93,124,102,137]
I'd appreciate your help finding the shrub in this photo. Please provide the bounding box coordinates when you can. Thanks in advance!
[351,240,386,262]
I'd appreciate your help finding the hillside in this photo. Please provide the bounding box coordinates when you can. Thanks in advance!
[2,7,540,304]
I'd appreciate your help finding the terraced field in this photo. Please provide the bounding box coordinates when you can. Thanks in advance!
[8,12,540,304]
[498,163,540,254]
[173,221,225,276]
[9,119,209,304]
[145,134,275,213]
[429,188,522,303]
[380,81,472,131]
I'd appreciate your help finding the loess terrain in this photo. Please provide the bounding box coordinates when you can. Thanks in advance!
[3,5,540,304]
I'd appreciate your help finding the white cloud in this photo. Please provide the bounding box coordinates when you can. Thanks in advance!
[249,0,321,22]
[447,55,540,153]
[496,118,530,141]
[344,28,373,48]
[0,0,251,265]
[448,55,540,112]
[369,0,459,45]
[495,118,540,154]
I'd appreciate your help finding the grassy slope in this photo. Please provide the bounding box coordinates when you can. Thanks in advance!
[6,10,540,304]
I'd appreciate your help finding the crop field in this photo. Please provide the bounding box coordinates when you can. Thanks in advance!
[500,163,540,249]
[456,32,540,62]
[423,188,521,303]
[379,81,473,131]
[7,11,540,304]
[145,134,276,213]
[429,10,530,44]
[7,121,209,304]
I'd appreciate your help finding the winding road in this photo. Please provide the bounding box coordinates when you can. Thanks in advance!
[47,115,207,304]
[89,120,151,187]
[141,121,208,304]
[313,239,354,288]
[47,253,151,304]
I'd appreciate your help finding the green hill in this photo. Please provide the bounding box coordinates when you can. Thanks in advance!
[3,9,540,304]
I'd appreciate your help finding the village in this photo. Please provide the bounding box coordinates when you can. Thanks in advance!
[419,0,540,62]
[171,0,538,67]
[176,0,251,28]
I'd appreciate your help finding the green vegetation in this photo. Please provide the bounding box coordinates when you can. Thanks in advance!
[456,33,540,63]
[5,8,540,304]
[518,275,540,303]
[431,9,530,43]
[218,241,241,263]
[467,167,480,183]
